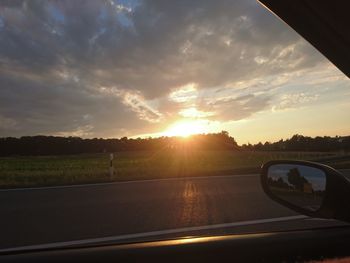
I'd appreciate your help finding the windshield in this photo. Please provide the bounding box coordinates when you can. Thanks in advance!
[0,0,349,252]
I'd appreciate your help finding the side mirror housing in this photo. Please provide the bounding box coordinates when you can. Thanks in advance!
[261,160,350,223]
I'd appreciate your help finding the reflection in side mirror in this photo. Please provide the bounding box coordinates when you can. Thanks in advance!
[261,160,350,223]
[267,164,326,212]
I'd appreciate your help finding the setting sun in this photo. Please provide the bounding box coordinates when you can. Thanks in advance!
[163,120,208,137]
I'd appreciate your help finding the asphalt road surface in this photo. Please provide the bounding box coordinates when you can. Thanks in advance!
[1,170,349,251]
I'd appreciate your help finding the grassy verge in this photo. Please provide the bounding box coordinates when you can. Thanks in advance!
[0,150,347,189]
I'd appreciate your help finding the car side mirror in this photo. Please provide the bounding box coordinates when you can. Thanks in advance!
[261,160,350,223]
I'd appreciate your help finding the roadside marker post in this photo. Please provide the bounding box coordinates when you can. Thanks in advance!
[109,153,114,179]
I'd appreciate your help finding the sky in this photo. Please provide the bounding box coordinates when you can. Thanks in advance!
[0,0,349,144]
[269,164,326,191]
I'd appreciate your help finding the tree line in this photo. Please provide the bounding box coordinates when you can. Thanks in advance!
[0,132,349,156]
[241,134,350,152]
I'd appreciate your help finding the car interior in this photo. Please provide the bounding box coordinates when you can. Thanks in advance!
[1,0,349,262]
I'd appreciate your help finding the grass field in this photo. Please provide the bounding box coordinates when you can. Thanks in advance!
[0,149,347,188]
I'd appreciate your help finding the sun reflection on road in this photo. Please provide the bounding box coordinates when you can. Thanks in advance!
[181,181,204,225]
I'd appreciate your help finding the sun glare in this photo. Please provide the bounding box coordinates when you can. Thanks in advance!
[163,120,207,137]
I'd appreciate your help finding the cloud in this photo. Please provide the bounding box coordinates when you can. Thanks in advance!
[118,90,162,123]
[202,94,271,121]
[273,93,319,111]
[0,114,17,129]
[0,0,337,137]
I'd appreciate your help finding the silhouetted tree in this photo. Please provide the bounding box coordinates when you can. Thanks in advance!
[287,168,308,191]
[0,133,349,156]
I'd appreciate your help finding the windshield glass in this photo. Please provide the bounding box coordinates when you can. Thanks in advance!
[0,0,349,252]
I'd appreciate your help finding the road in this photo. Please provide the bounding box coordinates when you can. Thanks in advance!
[1,171,349,251]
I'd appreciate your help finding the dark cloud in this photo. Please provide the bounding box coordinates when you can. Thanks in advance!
[0,72,150,137]
[0,0,328,137]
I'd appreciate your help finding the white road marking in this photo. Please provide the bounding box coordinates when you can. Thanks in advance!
[0,215,307,254]
[0,173,259,192]
[305,218,337,221]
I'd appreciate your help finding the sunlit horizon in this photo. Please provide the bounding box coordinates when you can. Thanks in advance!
[162,120,209,138]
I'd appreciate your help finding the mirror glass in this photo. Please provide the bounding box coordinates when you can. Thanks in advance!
[267,164,326,211]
